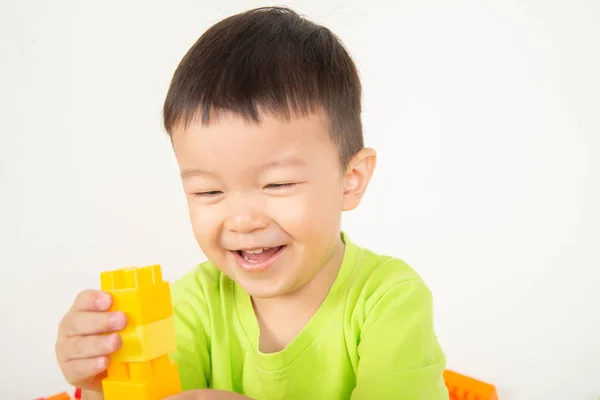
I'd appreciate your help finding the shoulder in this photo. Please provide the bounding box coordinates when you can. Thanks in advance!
[170,260,229,322]
[345,246,447,399]
[349,242,428,299]
[171,261,224,300]
[344,238,433,320]
[355,247,423,287]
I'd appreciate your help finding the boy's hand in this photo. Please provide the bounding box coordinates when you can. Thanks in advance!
[55,289,127,392]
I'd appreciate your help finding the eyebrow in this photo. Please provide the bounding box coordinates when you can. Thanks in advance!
[257,156,306,171]
[180,156,306,179]
[180,169,210,179]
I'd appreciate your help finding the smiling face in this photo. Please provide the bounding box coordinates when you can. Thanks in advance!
[171,110,374,299]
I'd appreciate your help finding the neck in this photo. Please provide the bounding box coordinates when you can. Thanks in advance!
[252,236,346,313]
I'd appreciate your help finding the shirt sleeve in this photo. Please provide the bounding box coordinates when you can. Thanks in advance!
[170,282,212,390]
[351,279,449,400]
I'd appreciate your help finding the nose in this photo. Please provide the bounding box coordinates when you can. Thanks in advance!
[223,199,270,234]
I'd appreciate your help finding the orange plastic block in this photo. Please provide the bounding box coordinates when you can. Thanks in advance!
[102,354,182,400]
[101,265,173,325]
[444,370,498,400]
[45,393,71,400]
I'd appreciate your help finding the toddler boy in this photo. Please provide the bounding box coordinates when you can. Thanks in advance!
[55,6,448,400]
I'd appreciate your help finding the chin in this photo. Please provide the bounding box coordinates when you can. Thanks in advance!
[237,280,292,299]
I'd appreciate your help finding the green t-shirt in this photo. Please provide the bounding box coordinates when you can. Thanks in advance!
[170,233,448,399]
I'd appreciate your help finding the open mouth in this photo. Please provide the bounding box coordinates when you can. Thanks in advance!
[233,245,286,271]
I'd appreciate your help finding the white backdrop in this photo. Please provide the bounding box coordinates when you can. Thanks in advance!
[1,0,599,399]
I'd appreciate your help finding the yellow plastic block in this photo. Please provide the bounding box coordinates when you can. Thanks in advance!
[103,354,182,400]
[100,264,182,400]
[111,315,176,363]
[101,265,173,325]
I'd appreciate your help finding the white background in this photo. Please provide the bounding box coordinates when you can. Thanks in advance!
[1,0,599,399]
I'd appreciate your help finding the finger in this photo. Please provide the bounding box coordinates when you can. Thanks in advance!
[60,310,127,337]
[60,356,109,383]
[72,290,113,312]
[56,333,122,362]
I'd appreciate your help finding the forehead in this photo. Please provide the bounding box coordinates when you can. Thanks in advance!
[171,111,337,171]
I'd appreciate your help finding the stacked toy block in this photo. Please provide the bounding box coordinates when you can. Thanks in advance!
[100,265,181,400]
[444,370,498,400]
[35,393,71,400]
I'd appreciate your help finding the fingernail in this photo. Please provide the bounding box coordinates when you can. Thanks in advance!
[96,293,111,309]
[109,312,126,329]
[106,334,121,351]
[96,356,108,370]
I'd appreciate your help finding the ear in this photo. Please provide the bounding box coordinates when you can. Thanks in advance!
[342,147,377,211]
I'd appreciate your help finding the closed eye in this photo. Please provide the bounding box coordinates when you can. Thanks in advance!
[264,183,297,190]
[193,191,223,197]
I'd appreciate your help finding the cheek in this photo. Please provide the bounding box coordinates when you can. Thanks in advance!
[188,203,220,244]
[271,184,343,237]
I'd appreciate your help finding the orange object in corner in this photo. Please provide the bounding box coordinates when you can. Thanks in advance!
[444,370,499,400]
[45,393,71,400]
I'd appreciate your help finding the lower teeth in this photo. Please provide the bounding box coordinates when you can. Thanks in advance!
[241,246,281,263]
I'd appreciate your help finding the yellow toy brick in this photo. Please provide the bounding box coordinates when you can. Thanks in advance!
[102,354,182,400]
[111,315,177,363]
[101,265,173,325]
[101,264,182,400]
[101,265,177,363]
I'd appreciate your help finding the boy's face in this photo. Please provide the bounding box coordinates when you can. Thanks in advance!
[171,110,374,299]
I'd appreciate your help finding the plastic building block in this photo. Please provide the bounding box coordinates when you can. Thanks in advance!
[34,395,71,400]
[110,315,176,363]
[103,354,181,400]
[45,393,71,400]
[100,265,176,362]
[101,264,182,400]
[444,370,498,400]
[101,265,173,325]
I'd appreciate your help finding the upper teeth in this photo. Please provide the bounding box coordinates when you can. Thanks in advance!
[244,248,269,254]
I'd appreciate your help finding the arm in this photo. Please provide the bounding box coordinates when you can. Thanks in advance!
[351,280,448,399]
[167,389,253,399]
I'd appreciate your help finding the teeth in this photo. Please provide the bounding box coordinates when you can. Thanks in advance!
[244,253,258,263]
[245,248,264,254]
[240,247,275,263]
